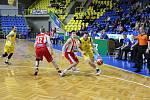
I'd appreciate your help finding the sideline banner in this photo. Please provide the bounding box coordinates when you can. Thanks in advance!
[64,36,108,56]
[32,9,48,15]
[49,11,63,28]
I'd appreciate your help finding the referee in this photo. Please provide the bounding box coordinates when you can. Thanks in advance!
[133,26,150,73]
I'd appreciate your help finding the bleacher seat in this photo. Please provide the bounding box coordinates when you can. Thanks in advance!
[0,16,28,36]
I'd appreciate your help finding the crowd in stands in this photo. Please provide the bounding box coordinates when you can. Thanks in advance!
[86,0,149,36]
[83,0,150,73]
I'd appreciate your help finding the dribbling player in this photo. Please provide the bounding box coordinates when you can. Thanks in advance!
[79,32,102,75]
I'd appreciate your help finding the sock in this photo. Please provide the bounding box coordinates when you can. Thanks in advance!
[5,58,9,62]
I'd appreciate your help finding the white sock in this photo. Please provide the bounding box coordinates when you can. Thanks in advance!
[5,58,9,62]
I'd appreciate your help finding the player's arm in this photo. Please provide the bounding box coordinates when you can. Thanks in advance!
[46,34,54,54]
[6,31,14,41]
[76,39,84,55]
[34,36,37,48]
[62,38,71,56]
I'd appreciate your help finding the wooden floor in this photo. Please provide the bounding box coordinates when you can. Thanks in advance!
[0,39,150,100]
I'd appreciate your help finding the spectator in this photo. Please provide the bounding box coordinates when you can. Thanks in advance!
[100,30,109,40]
[118,24,127,34]
[51,28,59,45]
[116,34,131,60]
[132,27,139,36]
[27,26,32,40]
[91,31,99,39]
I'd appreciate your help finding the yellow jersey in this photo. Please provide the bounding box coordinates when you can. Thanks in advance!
[80,37,93,52]
[6,30,16,45]
[4,30,16,53]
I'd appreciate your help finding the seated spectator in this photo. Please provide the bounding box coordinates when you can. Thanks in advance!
[118,24,128,34]
[116,34,131,60]
[91,31,99,39]
[100,30,109,40]
[132,27,139,36]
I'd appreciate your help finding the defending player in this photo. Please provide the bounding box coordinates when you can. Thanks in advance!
[1,26,17,65]
[79,32,102,75]
[61,31,82,76]
[34,27,62,76]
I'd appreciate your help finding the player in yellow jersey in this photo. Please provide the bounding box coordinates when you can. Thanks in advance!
[79,32,102,75]
[1,26,17,65]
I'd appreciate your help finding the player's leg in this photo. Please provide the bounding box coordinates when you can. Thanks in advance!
[34,60,40,76]
[51,60,62,75]
[2,52,8,57]
[34,48,43,76]
[4,46,14,65]
[1,45,9,58]
[62,52,79,75]
[44,47,62,76]
[5,53,13,65]
[88,53,101,75]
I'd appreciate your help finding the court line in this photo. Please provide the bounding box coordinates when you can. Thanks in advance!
[100,74,150,88]
[27,41,150,88]
[54,49,150,88]
[104,63,150,78]
[28,40,150,76]
[54,49,150,78]
[0,65,30,68]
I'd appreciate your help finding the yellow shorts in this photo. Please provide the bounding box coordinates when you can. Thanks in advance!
[4,43,15,54]
[83,51,94,60]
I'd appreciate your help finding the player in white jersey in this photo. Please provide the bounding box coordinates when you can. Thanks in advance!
[34,28,62,76]
[61,31,83,76]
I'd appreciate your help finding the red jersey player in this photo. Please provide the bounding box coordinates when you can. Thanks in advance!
[61,31,82,76]
[34,28,62,76]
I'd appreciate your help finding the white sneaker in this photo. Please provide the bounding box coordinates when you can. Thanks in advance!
[34,68,39,76]
[71,67,80,73]
[96,69,101,75]
[59,69,67,77]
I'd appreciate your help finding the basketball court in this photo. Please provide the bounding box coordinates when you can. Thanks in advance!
[0,39,149,100]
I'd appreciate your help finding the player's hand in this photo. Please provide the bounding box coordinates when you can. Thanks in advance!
[51,51,54,55]
[62,53,64,57]
[50,49,54,55]
[97,55,102,59]
[81,51,85,56]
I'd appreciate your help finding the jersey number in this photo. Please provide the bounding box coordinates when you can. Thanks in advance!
[37,37,43,43]
[93,44,98,51]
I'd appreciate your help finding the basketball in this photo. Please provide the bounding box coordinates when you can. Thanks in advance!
[97,59,103,65]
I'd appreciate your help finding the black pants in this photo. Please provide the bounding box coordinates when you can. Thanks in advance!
[131,45,138,62]
[145,51,150,71]
[135,45,147,70]
[117,46,130,60]
[51,38,59,44]
[2,52,13,59]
